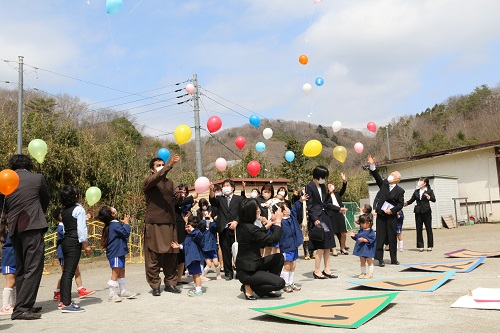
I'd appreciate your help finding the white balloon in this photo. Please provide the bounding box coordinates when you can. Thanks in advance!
[302,83,312,95]
[332,121,342,133]
[263,128,273,140]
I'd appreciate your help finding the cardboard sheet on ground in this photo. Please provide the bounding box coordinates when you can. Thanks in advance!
[401,257,485,273]
[348,271,455,292]
[451,288,500,310]
[251,293,398,328]
[444,249,500,258]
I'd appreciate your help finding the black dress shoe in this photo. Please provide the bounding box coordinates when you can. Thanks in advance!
[164,285,182,294]
[265,292,281,298]
[224,273,234,280]
[152,287,161,296]
[13,311,41,320]
[379,260,385,267]
[391,260,400,265]
[244,294,256,300]
[313,272,327,279]
[32,306,42,313]
[322,271,338,279]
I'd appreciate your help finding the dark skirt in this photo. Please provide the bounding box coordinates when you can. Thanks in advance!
[310,218,336,250]
[330,212,347,234]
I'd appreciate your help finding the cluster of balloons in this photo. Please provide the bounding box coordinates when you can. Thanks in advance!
[298,54,325,95]
[174,125,192,145]
[28,139,48,164]
[0,169,20,196]
[85,186,102,207]
[106,0,123,14]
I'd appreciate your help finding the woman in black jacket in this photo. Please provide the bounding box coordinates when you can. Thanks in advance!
[405,177,436,252]
[235,199,285,300]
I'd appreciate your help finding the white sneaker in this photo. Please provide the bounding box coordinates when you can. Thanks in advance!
[0,305,13,316]
[108,293,123,302]
[358,273,367,279]
[399,247,403,252]
[120,290,137,299]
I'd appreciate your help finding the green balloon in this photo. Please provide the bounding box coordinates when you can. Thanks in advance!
[28,139,48,164]
[85,186,102,207]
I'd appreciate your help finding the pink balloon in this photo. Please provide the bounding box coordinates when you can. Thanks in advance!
[354,142,364,154]
[314,0,322,3]
[186,83,195,95]
[367,122,377,133]
[215,157,227,172]
[194,176,210,193]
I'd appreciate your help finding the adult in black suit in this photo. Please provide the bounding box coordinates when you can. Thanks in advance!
[405,177,436,251]
[326,172,349,255]
[209,179,244,280]
[306,166,337,279]
[4,154,49,320]
[367,155,405,267]
[235,198,285,300]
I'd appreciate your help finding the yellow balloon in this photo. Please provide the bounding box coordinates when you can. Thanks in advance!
[303,140,322,157]
[174,124,192,145]
[333,146,347,163]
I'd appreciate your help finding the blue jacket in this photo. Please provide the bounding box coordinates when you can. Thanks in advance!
[201,219,218,252]
[352,229,376,258]
[280,200,304,253]
[106,221,130,258]
[56,223,64,259]
[182,228,204,267]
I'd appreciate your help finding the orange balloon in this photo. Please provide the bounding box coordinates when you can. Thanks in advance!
[299,54,308,65]
[0,169,20,196]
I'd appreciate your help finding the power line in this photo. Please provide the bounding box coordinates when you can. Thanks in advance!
[202,88,267,120]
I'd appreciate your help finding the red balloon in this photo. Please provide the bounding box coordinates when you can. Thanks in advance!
[367,122,377,133]
[207,116,222,133]
[235,136,246,150]
[247,160,261,177]
[0,169,20,196]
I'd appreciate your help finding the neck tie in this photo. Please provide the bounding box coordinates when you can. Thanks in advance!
[227,196,231,207]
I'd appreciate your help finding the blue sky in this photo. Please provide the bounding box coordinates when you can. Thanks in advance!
[1,0,499,140]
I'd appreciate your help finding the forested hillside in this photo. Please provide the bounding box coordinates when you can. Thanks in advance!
[1,84,499,226]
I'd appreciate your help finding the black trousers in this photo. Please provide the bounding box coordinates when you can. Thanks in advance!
[237,254,285,296]
[375,214,397,263]
[219,229,234,276]
[60,237,82,306]
[10,229,45,319]
[415,211,434,248]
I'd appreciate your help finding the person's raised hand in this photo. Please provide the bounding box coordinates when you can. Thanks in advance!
[168,154,180,167]
[367,155,375,165]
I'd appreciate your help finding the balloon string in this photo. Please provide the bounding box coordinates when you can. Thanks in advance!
[128,0,145,13]
[305,5,316,43]
[107,14,120,71]
[1,198,5,224]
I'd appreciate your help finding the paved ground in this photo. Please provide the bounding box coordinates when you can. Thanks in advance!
[1,223,499,332]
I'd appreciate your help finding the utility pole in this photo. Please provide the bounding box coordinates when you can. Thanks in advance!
[17,56,24,154]
[386,126,391,160]
[193,74,203,177]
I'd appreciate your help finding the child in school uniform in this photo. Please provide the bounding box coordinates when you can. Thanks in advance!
[349,213,376,279]
[0,215,16,316]
[171,215,205,296]
[199,211,222,281]
[98,206,136,302]
[52,208,94,302]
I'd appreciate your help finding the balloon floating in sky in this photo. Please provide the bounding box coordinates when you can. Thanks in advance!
[247,161,261,177]
[186,83,195,94]
[262,128,273,140]
[158,148,171,162]
[314,0,322,4]
[303,83,312,95]
[215,158,227,172]
[299,54,308,65]
[207,116,222,133]
[331,121,342,133]
[333,146,347,163]
[0,169,20,196]
[174,124,192,145]
[194,176,210,193]
[85,186,102,207]
[354,142,364,154]
[255,142,266,152]
[303,140,322,157]
[249,114,260,128]
[315,77,324,86]
[367,122,377,133]
[235,136,246,150]
[106,0,123,14]
[284,151,295,163]
[28,139,48,164]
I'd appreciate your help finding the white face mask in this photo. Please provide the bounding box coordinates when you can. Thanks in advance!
[417,181,423,188]
[318,178,325,184]
[250,192,258,199]
[215,192,222,197]
[329,185,335,192]
[262,193,271,200]
[155,166,164,172]
[278,191,286,197]
[202,206,207,210]
[222,187,232,195]
[387,175,394,183]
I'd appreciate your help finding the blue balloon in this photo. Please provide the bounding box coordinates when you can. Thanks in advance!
[315,77,325,87]
[158,148,171,162]
[255,142,266,152]
[285,151,295,162]
[249,114,261,128]
[106,0,123,14]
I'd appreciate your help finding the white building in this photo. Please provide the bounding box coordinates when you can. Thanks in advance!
[367,140,500,229]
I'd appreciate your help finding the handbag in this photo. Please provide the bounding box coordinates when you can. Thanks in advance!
[309,225,325,242]
[231,228,238,267]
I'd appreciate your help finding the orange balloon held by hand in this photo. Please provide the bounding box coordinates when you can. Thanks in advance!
[299,54,308,65]
[0,169,20,196]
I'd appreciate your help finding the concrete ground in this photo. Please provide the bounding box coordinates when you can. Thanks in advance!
[1,223,499,333]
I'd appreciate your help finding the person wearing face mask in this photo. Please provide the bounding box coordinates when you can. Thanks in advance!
[276,187,291,208]
[209,179,244,280]
[404,177,436,252]
[306,166,337,279]
[367,155,405,267]
[326,173,349,256]
[143,154,183,296]
[259,183,277,256]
